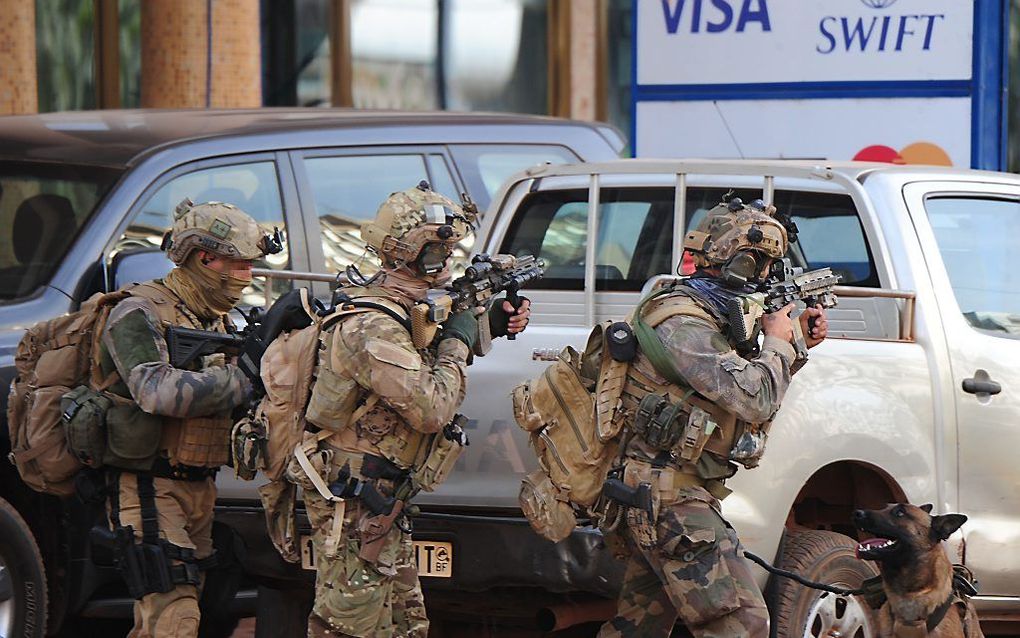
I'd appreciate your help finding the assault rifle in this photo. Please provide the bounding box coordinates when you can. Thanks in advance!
[728,258,841,359]
[165,288,318,393]
[411,253,545,354]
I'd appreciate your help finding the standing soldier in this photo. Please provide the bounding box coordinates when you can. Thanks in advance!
[598,198,828,638]
[297,183,530,638]
[96,200,276,637]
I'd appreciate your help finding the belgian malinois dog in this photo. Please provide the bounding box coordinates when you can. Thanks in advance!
[852,503,983,638]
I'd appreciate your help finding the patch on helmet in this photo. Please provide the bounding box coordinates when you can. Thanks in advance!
[210,219,232,239]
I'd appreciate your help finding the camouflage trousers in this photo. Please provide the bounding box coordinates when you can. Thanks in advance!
[304,488,428,638]
[107,473,216,638]
[599,487,769,638]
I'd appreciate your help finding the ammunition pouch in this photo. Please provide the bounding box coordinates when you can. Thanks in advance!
[631,393,687,451]
[230,412,266,481]
[413,415,469,492]
[90,525,214,600]
[62,386,113,468]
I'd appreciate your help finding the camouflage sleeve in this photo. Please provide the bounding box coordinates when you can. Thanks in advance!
[331,311,469,434]
[657,315,796,423]
[101,298,251,417]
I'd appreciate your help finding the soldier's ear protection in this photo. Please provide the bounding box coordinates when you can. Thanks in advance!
[719,225,772,287]
[413,242,453,276]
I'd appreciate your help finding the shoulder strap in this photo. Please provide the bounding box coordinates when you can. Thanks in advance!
[630,287,693,390]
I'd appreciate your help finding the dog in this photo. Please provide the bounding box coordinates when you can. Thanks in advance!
[852,503,983,638]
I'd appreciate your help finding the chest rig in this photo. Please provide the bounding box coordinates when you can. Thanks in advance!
[615,284,770,473]
[99,281,235,469]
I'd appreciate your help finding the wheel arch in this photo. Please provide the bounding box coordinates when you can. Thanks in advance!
[788,460,906,538]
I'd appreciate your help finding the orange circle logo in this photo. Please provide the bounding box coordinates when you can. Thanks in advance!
[853,142,953,166]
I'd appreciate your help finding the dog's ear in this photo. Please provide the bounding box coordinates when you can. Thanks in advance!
[919,503,934,514]
[931,513,967,541]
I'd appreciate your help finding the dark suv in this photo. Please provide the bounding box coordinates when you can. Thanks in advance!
[0,108,624,636]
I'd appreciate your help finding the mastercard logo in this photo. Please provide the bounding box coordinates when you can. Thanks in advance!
[853,142,952,166]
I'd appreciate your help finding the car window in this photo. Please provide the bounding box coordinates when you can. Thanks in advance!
[450,144,580,210]
[303,153,467,277]
[0,161,122,300]
[925,196,1020,338]
[501,187,685,291]
[117,161,290,308]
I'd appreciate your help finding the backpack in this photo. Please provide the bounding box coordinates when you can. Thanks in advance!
[231,288,375,562]
[512,321,629,542]
[7,290,130,497]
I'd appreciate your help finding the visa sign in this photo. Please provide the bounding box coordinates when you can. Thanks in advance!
[660,0,771,34]
[638,0,972,85]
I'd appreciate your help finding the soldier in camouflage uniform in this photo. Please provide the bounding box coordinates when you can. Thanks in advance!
[297,183,530,638]
[97,200,276,637]
[598,198,829,638]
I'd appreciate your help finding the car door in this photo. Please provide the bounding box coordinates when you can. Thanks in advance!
[904,181,1020,596]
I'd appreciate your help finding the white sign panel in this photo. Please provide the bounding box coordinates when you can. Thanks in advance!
[638,0,974,85]
[635,97,971,166]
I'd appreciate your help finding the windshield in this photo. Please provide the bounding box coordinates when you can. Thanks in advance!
[0,161,122,300]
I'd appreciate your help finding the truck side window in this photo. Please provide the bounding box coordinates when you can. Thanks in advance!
[450,145,580,210]
[501,187,724,291]
[301,154,464,276]
[925,197,1020,338]
[116,161,291,308]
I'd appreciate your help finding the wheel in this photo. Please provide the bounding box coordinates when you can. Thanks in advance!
[0,497,47,638]
[768,530,878,638]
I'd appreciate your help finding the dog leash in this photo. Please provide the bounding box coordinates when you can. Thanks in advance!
[743,550,866,596]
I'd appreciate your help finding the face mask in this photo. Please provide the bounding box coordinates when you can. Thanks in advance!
[166,255,251,319]
[720,251,769,288]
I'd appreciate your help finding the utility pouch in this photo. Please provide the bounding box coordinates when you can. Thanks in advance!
[415,416,469,492]
[104,405,162,471]
[230,412,266,481]
[306,365,362,433]
[518,470,576,543]
[62,385,112,468]
[677,405,717,462]
[729,425,768,468]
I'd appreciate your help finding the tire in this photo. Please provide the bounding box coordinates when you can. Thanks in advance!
[0,497,47,638]
[768,530,878,638]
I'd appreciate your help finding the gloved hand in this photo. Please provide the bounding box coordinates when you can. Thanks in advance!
[442,309,479,349]
[488,297,531,339]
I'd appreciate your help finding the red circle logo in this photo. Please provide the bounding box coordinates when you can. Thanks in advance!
[853,142,952,166]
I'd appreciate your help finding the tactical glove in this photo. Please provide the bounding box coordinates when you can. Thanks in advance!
[488,296,529,339]
[442,309,479,350]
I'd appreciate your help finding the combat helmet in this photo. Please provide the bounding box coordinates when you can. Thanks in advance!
[361,181,476,268]
[682,197,789,285]
[161,199,282,265]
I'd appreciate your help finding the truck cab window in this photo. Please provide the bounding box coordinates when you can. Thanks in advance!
[925,196,1020,338]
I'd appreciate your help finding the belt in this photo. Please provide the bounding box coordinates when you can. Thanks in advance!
[323,448,409,484]
[624,459,705,493]
[148,457,219,481]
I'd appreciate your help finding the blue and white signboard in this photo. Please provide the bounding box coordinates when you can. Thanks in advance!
[633,0,1007,169]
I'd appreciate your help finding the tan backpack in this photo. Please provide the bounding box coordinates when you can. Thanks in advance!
[7,290,129,497]
[231,289,374,562]
[512,322,629,541]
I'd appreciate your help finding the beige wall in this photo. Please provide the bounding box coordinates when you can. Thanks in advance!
[0,0,37,115]
[141,0,261,108]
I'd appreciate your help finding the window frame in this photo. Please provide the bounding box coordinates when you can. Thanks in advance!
[288,145,468,286]
[104,152,308,287]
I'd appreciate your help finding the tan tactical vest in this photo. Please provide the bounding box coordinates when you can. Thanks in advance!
[316,290,433,473]
[101,281,235,468]
[619,290,748,467]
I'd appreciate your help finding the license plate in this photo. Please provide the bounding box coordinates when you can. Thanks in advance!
[300,536,453,578]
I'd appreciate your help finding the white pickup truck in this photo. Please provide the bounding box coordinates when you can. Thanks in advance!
[415,159,1020,636]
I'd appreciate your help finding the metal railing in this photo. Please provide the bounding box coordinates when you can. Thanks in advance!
[832,285,916,342]
[251,267,346,308]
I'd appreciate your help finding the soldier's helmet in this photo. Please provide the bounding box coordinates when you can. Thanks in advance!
[162,199,280,265]
[361,181,476,268]
[682,197,789,284]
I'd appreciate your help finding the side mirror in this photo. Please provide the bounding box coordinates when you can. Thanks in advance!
[111,248,174,290]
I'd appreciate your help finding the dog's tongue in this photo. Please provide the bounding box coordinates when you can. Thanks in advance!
[855,538,887,558]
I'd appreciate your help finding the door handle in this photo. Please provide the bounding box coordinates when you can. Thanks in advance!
[962,378,1002,395]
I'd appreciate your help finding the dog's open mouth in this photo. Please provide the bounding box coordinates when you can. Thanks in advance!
[856,536,900,560]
